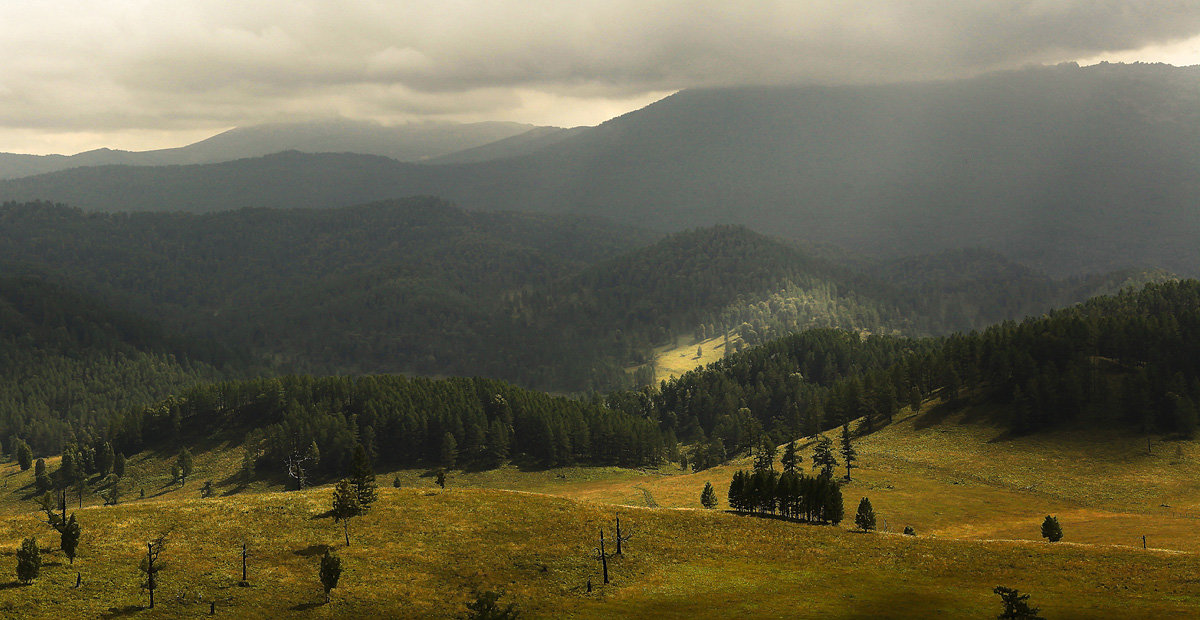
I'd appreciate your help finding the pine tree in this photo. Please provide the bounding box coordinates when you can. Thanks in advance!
[16,536,40,584]
[854,497,876,532]
[700,482,718,509]
[96,442,114,476]
[811,435,838,479]
[753,436,777,472]
[319,549,342,603]
[16,439,32,471]
[840,422,858,481]
[780,440,801,474]
[177,448,194,485]
[61,514,81,564]
[349,444,377,512]
[113,452,126,478]
[1041,515,1063,542]
[331,479,361,546]
[34,458,51,493]
[486,418,509,465]
[993,586,1045,619]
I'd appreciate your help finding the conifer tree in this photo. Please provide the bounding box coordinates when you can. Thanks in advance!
[700,482,718,509]
[349,444,377,512]
[840,423,857,481]
[34,458,51,493]
[61,514,81,564]
[320,549,342,603]
[176,448,194,486]
[855,497,876,532]
[465,590,520,619]
[331,479,361,546]
[780,440,801,474]
[96,442,114,477]
[993,586,1045,619]
[16,439,33,471]
[1041,515,1063,542]
[811,435,838,479]
[16,536,40,584]
[753,436,777,472]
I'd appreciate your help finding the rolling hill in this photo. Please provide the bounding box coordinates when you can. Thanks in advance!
[4,64,1200,276]
[0,118,553,179]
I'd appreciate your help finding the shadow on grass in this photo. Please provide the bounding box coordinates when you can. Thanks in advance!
[309,509,333,521]
[99,605,142,618]
[294,544,332,557]
[290,602,324,611]
[0,581,27,590]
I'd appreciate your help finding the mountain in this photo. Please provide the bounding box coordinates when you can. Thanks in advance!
[6,63,1200,276]
[0,118,542,179]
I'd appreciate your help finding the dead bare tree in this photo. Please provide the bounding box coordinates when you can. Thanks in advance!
[140,530,172,609]
[594,529,612,585]
[614,514,634,555]
[285,447,315,491]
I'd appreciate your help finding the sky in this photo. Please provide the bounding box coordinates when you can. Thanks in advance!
[3,1,1200,155]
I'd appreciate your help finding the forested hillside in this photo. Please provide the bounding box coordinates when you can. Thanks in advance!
[616,280,1200,471]
[0,271,227,453]
[0,201,1170,395]
[6,64,1200,276]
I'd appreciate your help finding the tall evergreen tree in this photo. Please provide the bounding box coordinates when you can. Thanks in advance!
[700,482,718,509]
[61,514,81,564]
[320,549,342,603]
[780,440,801,474]
[440,433,459,469]
[16,439,33,471]
[1041,515,1063,542]
[331,479,361,546]
[34,458,51,493]
[840,422,857,481]
[349,444,377,512]
[811,435,838,479]
[753,435,777,472]
[855,497,876,532]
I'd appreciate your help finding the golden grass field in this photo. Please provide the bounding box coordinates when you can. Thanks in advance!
[648,333,737,384]
[2,400,1200,617]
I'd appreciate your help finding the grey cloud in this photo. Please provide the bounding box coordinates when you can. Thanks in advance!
[1,0,1200,139]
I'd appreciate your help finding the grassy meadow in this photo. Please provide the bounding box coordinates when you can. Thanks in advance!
[2,398,1200,616]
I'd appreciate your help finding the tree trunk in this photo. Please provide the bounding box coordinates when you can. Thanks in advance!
[344,520,350,546]
[600,529,609,584]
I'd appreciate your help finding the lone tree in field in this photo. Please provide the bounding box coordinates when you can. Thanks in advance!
[331,479,362,546]
[16,536,41,584]
[1041,515,1063,542]
[993,586,1045,619]
[855,497,877,532]
[465,590,521,619]
[319,549,342,603]
[176,448,194,486]
[840,422,857,481]
[700,482,718,509]
[140,533,168,609]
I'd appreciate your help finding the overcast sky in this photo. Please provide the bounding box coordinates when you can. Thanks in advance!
[3,1,1200,155]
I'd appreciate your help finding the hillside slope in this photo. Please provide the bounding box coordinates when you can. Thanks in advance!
[5,64,1200,275]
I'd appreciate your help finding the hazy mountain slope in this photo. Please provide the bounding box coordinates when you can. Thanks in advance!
[0,269,226,452]
[0,119,538,179]
[7,63,1198,276]
[428,125,588,164]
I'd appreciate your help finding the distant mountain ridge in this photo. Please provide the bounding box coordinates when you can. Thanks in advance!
[0,118,564,179]
[5,63,1199,276]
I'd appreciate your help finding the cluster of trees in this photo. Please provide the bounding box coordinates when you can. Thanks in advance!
[727,469,844,524]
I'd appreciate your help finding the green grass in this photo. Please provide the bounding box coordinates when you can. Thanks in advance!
[4,398,1200,616]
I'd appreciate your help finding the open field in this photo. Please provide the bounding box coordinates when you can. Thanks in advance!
[2,485,1199,618]
[4,397,1200,616]
[648,333,738,384]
